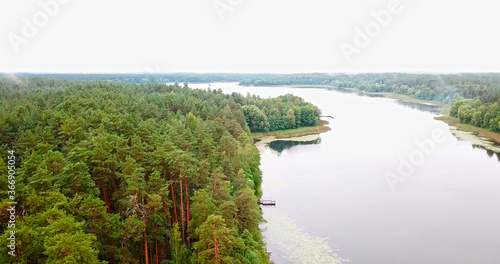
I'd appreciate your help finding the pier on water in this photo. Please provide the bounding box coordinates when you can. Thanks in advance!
[258,199,276,207]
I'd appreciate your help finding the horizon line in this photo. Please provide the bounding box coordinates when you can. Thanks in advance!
[3,71,500,75]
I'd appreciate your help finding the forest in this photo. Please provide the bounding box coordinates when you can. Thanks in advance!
[14,72,500,104]
[0,77,320,263]
[239,73,500,104]
[235,93,321,132]
[12,73,272,85]
[449,98,500,132]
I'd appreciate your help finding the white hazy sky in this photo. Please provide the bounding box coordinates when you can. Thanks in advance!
[0,0,499,73]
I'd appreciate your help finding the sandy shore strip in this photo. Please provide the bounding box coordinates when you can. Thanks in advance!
[449,126,500,153]
[254,134,321,152]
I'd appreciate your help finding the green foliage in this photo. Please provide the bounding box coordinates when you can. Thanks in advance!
[286,109,296,129]
[10,73,268,85]
[450,97,500,132]
[192,215,245,264]
[0,79,272,263]
[43,214,102,264]
[241,93,321,132]
[242,105,269,132]
[168,223,189,264]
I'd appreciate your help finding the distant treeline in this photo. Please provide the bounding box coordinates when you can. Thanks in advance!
[0,78,322,263]
[10,73,274,85]
[10,73,500,105]
[239,72,500,133]
[239,73,500,104]
[7,72,500,133]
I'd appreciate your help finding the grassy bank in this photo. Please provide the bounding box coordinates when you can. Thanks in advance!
[252,120,331,140]
[434,116,500,144]
[384,93,448,108]
[300,86,448,108]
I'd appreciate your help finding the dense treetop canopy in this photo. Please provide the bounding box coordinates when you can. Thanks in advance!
[449,98,500,132]
[0,78,321,263]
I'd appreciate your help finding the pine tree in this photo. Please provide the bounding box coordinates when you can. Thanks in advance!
[168,223,190,264]
[193,215,245,264]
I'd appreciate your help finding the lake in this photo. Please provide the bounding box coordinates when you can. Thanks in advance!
[190,83,500,264]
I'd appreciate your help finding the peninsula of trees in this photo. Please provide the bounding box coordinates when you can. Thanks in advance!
[0,78,321,263]
[239,73,500,134]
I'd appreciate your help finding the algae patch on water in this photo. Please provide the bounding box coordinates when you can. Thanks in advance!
[262,209,343,264]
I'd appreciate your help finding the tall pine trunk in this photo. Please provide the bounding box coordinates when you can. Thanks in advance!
[149,242,153,264]
[169,173,179,223]
[109,238,115,264]
[155,228,159,264]
[179,171,186,244]
[185,177,190,222]
[184,177,191,246]
[144,225,149,264]
[213,223,219,262]
[155,206,159,264]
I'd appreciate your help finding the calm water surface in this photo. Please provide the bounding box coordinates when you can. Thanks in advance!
[190,83,500,264]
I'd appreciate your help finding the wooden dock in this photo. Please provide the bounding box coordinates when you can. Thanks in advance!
[258,199,276,207]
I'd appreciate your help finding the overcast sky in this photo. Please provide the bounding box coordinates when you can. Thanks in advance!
[0,0,498,73]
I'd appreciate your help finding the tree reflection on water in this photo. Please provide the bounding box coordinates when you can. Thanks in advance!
[267,138,321,155]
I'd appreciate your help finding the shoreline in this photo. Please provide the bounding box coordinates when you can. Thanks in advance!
[254,134,322,153]
[247,84,500,154]
[252,120,331,141]
[295,86,500,153]
[288,85,448,107]
[252,120,330,153]
[435,115,500,153]
[380,92,500,154]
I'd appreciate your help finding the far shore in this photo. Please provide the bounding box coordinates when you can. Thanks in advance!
[293,85,500,153]
[247,84,500,154]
